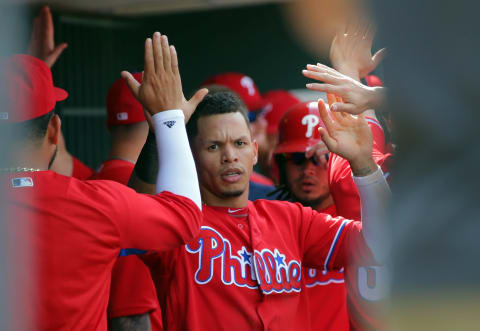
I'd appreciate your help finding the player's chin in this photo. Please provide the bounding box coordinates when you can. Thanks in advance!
[219,182,247,198]
[220,188,245,198]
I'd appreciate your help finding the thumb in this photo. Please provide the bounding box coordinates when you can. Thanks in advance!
[45,43,68,68]
[331,102,361,115]
[188,88,209,108]
[318,127,337,153]
[121,71,141,99]
[371,48,387,69]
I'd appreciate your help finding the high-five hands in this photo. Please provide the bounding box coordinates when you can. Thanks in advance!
[121,32,208,122]
[329,20,386,81]
[28,6,68,68]
[302,64,384,115]
[316,99,377,177]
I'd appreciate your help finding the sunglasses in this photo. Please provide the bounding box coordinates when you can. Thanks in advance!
[283,152,329,166]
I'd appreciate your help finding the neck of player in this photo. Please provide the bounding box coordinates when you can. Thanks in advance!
[200,182,250,209]
[7,142,55,171]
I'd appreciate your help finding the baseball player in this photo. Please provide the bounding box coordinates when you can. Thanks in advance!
[261,90,300,183]
[125,82,390,330]
[29,6,93,180]
[302,23,392,330]
[202,72,274,187]
[88,74,162,331]
[2,31,206,330]
[272,101,349,330]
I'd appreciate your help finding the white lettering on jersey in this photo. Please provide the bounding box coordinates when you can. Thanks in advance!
[185,226,304,294]
[357,266,389,301]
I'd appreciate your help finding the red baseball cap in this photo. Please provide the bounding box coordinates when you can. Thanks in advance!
[202,73,267,112]
[274,101,328,154]
[262,90,300,134]
[106,72,146,126]
[1,54,68,123]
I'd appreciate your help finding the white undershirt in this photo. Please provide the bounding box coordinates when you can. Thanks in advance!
[353,166,391,264]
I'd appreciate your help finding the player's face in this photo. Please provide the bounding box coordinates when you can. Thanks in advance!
[192,112,258,205]
[285,153,330,208]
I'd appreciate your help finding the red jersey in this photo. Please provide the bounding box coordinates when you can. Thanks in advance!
[328,117,392,330]
[89,159,135,184]
[90,159,163,331]
[5,171,201,330]
[71,156,94,179]
[303,204,349,331]
[143,201,374,331]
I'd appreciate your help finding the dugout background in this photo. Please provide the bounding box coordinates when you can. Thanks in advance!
[40,3,328,169]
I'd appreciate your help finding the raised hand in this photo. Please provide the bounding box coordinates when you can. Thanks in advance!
[28,6,68,68]
[121,32,207,122]
[302,63,384,115]
[329,20,386,81]
[316,99,377,177]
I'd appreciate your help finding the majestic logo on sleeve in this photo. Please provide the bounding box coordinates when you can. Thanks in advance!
[301,114,320,138]
[163,120,176,128]
[185,226,302,294]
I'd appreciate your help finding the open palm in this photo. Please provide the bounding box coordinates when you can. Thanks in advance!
[317,99,372,163]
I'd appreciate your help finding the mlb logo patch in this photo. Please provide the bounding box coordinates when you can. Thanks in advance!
[11,177,34,188]
[117,112,128,121]
[0,112,9,120]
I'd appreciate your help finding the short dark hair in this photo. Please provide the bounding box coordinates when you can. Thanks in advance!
[186,90,250,143]
[2,110,55,144]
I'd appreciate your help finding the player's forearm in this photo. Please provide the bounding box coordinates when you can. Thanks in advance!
[111,313,151,331]
[353,166,391,264]
[129,131,157,195]
[152,110,202,209]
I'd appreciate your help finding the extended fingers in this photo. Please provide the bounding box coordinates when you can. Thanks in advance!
[121,71,141,99]
[144,38,154,78]
[305,83,341,94]
[170,45,179,75]
[317,99,336,133]
[302,70,340,85]
[152,32,163,73]
[161,35,172,72]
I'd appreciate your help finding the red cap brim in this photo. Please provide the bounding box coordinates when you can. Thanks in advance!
[54,87,68,102]
[274,139,327,154]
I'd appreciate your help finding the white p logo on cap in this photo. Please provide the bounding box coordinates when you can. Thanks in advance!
[302,114,319,138]
[240,76,256,96]
[0,112,8,120]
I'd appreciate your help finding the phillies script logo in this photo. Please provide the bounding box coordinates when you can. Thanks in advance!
[185,226,302,294]
[304,267,344,288]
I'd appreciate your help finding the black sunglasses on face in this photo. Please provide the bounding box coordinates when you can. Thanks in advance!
[283,152,329,166]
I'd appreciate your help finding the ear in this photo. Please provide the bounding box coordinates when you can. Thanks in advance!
[46,114,61,146]
[252,139,258,166]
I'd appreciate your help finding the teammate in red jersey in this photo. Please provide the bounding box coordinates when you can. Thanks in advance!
[1,30,207,330]
[28,6,94,180]
[90,73,148,183]
[302,22,391,330]
[89,74,162,331]
[261,90,300,183]
[127,82,390,330]
[272,101,349,331]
